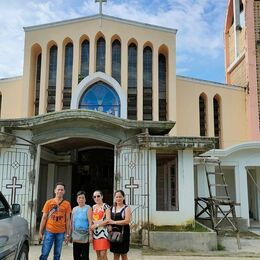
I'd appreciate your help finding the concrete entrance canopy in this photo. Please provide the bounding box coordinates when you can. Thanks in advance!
[0,110,175,146]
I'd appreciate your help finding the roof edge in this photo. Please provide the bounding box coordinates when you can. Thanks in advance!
[23,14,177,34]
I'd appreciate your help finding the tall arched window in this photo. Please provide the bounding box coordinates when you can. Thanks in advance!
[128,43,137,120]
[159,53,167,121]
[213,95,221,148]
[79,81,120,117]
[199,94,207,136]
[96,37,106,72]
[63,42,73,110]
[80,39,89,80]
[35,53,41,115]
[143,46,153,120]
[112,39,121,84]
[47,45,57,112]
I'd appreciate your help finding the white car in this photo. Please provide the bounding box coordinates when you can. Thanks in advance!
[0,191,29,260]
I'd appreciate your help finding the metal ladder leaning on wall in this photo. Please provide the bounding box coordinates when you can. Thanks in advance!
[195,157,241,249]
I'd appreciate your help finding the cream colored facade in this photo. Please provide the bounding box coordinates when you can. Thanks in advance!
[0,8,259,244]
[0,15,249,147]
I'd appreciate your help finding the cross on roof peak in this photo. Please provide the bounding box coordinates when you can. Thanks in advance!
[95,0,107,15]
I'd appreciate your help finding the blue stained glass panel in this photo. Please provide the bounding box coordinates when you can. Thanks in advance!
[79,81,121,117]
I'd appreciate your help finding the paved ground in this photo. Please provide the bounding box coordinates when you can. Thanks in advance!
[29,236,260,259]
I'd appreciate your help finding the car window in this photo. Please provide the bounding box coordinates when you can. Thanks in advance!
[0,199,9,219]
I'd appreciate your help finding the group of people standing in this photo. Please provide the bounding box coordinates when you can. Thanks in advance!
[38,182,131,260]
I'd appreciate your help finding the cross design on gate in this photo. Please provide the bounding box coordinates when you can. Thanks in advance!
[95,0,107,15]
[125,177,139,205]
[6,176,22,204]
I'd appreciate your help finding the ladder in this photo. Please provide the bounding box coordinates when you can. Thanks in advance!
[195,157,241,249]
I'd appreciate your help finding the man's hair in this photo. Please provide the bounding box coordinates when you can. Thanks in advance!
[77,190,86,197]
[55,182,65,189]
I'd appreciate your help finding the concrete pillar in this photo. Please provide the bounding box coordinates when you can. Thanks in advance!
[167,40,176,133]
[238,164,249,225]
[105,37,111,75]
[72,39,80,89]
[39,44,48,114]
[89,37,95,75]
[121,38,128,92]
[178,150,194,218]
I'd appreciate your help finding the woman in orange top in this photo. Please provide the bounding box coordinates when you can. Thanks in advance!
[91,190,110,260]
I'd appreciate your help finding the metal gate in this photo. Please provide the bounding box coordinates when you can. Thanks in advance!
[115,147,149,246]
[0,132,36,237]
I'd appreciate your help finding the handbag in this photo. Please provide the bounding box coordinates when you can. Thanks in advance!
[72,229,89,242]
[108,226,124,243]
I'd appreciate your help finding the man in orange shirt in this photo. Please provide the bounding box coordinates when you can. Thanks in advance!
[39,182,71,260]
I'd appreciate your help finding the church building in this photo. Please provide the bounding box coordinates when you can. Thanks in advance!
[0,0,259,243]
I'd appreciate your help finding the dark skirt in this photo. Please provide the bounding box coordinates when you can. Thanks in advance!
[110,225,130,254]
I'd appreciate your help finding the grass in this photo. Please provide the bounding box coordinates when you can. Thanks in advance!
[149,222,209,232]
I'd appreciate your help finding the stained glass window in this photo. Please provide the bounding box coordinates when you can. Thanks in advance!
[96,37,105,72]
[112,39,121,84]
[143,46,153,120]
[79,81,120,117]
[80,39,89,78]
[128,43,137,119]
[47,45,57,112]
[159,53,167,121]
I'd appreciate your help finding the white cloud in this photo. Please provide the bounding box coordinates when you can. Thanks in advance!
[0,0,227,81]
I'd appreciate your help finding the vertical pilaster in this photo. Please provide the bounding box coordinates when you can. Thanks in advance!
[89,37,95,75]
[207,97,215,137]
[72,39,80,89]
[121,38,128,92]
[105,36,111,75]
[167,41,176,129]
[39,44,48,114]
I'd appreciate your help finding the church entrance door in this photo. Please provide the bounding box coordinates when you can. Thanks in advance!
[71,148,114,207]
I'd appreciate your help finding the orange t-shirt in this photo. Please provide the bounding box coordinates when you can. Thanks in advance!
[42,198,71,233]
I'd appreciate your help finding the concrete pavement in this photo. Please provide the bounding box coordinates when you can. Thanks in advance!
[29,236,260,259]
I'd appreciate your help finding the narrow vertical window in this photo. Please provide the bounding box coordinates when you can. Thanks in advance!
[143,46,153,121]
[213,96,221,148]
[80,39,89,80]
[159,54,167,121]
[199,95,207,136]
[156,154,178,211]
[47,45,57,112]
[96,37,105,72]
[128,43,137,120]
[112,39,121,84]
[63,42,73,110]
[35,53,41,115]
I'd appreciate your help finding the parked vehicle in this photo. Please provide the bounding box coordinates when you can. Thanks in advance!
[0,191,29,260]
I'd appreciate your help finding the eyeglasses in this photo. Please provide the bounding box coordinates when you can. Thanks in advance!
[93,195,101,199]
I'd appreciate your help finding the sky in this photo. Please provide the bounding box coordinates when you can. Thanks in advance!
[0,0,227,83]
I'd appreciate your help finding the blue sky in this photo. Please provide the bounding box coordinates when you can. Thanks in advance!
[0,0,227,83]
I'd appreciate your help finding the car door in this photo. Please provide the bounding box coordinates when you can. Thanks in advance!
[0,194,17,260]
